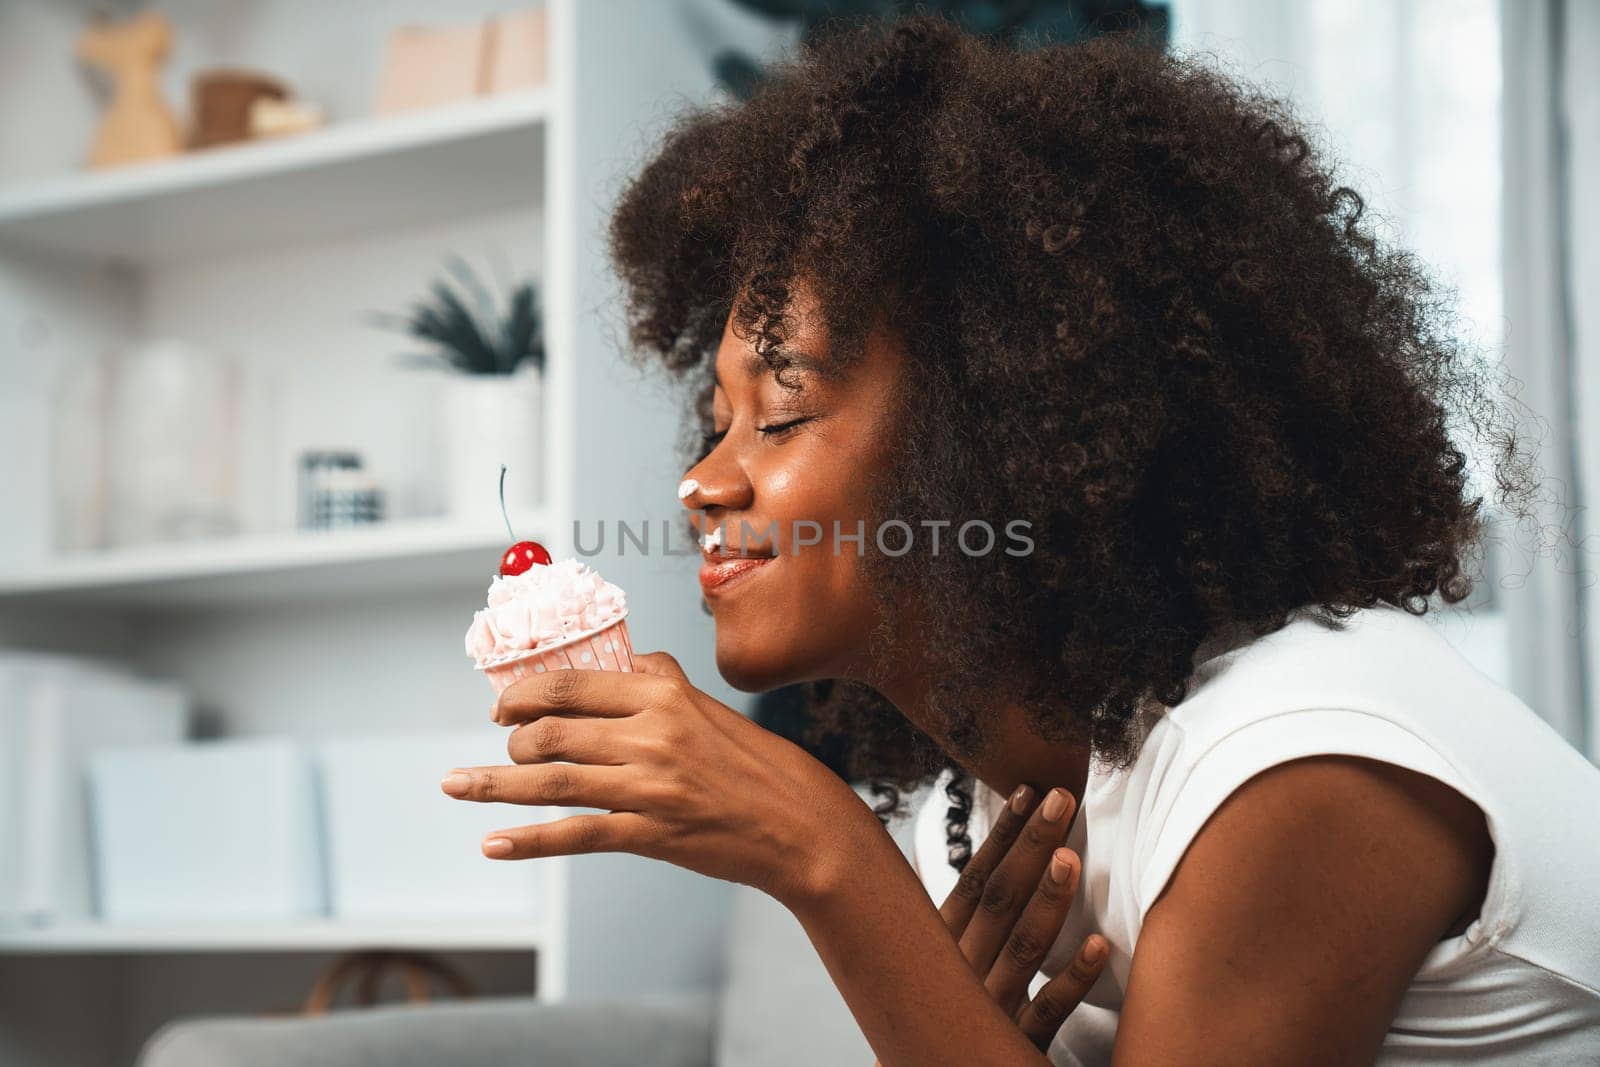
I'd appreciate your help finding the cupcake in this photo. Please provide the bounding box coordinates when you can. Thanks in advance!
[465,552,634,695]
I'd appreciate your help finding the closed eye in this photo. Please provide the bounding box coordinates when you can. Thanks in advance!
[697,416,811,459]
[757,416,812,437]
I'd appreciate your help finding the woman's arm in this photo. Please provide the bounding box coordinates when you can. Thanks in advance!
[451,654,1086,1066]
[789,800,1058,1066]
[1112,754,1492,1065]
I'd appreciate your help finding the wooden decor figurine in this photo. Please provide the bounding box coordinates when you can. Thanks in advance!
[189,69,288,149]
[77,11,182,169]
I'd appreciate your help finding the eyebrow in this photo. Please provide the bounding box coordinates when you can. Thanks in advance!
[713,347,822,389]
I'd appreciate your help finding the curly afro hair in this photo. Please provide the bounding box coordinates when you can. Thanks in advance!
[606,13,1538,865]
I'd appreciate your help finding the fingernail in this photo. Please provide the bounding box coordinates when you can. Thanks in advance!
[1049,849,1073,884]
[1042,788,1069,822]
[1082,938,1105,965]
[483,836,513,857]
[1010,784,1034,814]
[490,701,500,724]
[441,772,472,796]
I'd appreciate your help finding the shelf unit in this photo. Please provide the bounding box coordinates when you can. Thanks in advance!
[0,510,550,609]
[0,3,782,1064]
[0,90,551,267]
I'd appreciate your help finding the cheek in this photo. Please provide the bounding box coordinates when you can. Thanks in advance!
[709,446,881,684]
[762,462,873,580]
[756,436,876,535]
[762,454,879,622]
[762,463,797,499]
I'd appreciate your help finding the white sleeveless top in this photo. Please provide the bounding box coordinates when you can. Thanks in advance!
[912,602,1600,1064]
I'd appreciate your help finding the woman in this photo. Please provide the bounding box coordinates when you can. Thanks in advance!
[443,15,1600,1064]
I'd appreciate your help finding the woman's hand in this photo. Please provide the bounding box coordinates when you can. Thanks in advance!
[444,654,1096,1066]
[440,652,875,911]
[938,785,1108,1050]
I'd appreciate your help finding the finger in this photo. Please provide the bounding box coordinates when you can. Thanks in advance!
[494,667,678,726]
[480,811,654,860]
[985,848,1081,1015]
[440,762,645,809]
[939,783,1038,939]
[1016,935,1108,1051]
[958,786,1078,976]
[507,716,629,766]
[631,650,688,680]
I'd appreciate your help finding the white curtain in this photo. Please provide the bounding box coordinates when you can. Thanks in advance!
[1170,0,1600,759]
[1500,0,1599,761]
[1572,1,1600,764]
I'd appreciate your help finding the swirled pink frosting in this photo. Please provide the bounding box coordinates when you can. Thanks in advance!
[464,558,627,666]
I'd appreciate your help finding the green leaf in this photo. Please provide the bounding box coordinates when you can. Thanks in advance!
[372,255,545,376]
[502,282,544,374]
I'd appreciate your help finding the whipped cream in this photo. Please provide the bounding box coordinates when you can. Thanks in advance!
[465,558,627,666]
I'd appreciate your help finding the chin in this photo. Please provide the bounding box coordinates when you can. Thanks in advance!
[711,617,841,693]
[714,640,799,693]
[706,591,866,693]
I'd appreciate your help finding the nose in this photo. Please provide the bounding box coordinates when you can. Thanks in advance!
[678,444,752,530]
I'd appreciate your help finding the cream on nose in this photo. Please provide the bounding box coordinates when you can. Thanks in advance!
[677,477,700,501]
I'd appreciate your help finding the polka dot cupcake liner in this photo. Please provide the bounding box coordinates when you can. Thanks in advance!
[477,615,636,695]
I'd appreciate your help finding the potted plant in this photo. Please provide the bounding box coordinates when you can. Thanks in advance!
[376,257,545,520]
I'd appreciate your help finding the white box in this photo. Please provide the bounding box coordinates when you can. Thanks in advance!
[89,737,324,921]
[485,8,548,95]
[0,654,188,925]
[315,729,550,920]
[0,374,51,563]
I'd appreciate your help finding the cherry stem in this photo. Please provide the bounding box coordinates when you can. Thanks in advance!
[498,464,516,542]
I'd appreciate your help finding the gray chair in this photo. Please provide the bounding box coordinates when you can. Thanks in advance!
[138,885,875,1067]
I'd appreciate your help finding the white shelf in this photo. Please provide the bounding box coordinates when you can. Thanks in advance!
[0,918,547,954]
[0,511,550,610]
[0,90,550,267]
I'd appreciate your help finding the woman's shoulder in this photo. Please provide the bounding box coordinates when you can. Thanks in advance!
[1156,602,1546,762]
[1101,601,1600,997]
[1122,601,1589,877]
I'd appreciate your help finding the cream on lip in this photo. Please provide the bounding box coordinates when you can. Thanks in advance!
[698,525,779,561]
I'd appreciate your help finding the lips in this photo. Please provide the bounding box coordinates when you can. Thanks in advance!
[699,554,775,594]
[697,525,777,595]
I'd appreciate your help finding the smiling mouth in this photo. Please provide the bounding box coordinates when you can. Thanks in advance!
[699,554,775,594]
[698,527,777,595]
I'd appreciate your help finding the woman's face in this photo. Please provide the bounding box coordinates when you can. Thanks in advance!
[680,278,905,692]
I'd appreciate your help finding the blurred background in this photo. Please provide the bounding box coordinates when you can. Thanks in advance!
[0,2,1593,1065]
